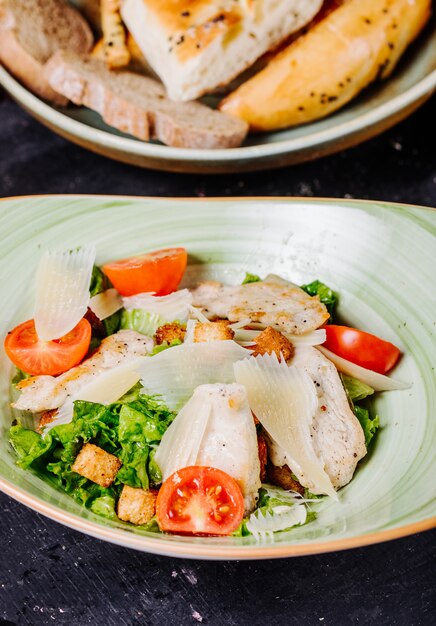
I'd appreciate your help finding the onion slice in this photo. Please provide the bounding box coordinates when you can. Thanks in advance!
[89,288,123,320]
[138,340,249,411]
[317,346,411,392]
[34,246,96,340]
[234,353,337,499]
[123,289,192,322]
[43,356,148,432]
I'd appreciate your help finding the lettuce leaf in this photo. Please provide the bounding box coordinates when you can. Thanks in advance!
[233,486,315,537]
[89,266,121,336]
[89,266,108,297]
[242,273,261,284]
[342,375,374,402]
[354,406,380,447]
[9,389,174,520]
[121,309,163,337]
[300,280,338,318]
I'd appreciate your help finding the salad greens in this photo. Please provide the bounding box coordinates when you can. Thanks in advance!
[8,267,384,537]
[342,374,374,402]
[121,309,163,337]
[234,486,316,537]
[301,280,338,318]
[341,374,379,446]
[10,387,175,519]
[89,265,121,338]
[242,272,261,284]
[353,406,380,447]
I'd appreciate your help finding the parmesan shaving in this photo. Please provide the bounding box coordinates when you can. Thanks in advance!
[234,353,337,499]
[34,246,96,340]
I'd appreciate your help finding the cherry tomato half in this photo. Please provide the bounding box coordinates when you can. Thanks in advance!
[156,466,244,536]
[323,325,401,374]
[102,247,187,297]
[4,318,91,376]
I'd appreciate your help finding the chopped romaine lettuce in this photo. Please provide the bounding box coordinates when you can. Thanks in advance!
[89,266,121,336]
[300,280,338,318]
[242,272,261,284]
[342,374,375,402]
[89,266,108,297]
[9,388,174,519]
[121,309,163,337]
[234,485,315,538]
[150,339,183,356]
[354,406,380,447]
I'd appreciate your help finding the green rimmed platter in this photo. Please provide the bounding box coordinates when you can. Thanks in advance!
[0,195,434,559]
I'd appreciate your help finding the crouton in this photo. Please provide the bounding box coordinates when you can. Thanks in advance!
[72,443,121,488]
[267,463,305,496]
[194,320,235,343]
[252,327,294,361]
[154,322,186,346]
[117,485,158,525]
[37,409,57,433]
[257,434,268,483]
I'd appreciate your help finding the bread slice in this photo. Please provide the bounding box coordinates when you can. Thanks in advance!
[44,51,249,148]
[0,0,93,104]
[120,0,324,101]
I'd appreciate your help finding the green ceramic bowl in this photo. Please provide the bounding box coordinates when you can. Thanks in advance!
[0,2,435,173]
[0,195,434,559]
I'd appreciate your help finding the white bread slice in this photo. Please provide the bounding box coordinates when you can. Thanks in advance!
[44,51,249,149]
[120,0,324,101]
[0,0,93,105]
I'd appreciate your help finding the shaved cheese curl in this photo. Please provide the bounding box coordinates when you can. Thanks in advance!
[89,288,123,320]
[123,289,192,323]
[234,353,337,499]
[34,246,96,340]
[139,340,249,411]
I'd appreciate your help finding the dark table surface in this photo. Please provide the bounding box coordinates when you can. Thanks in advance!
[0,93,435,626]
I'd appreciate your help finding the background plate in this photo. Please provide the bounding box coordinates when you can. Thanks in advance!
[0,6,435,173]
[0,195,435,559]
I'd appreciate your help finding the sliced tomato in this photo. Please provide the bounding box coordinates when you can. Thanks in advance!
[102,247,187,297]
[4,318,91,376]
[156,466,244,536]
[323,325,401,374]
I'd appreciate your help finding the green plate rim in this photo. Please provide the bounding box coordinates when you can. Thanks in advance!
[0,194,434,560]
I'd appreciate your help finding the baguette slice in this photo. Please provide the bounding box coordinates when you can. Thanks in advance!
[121,0,324,102]
[0,0,93,105]
[220,0,432,131]
[44,51,249,149]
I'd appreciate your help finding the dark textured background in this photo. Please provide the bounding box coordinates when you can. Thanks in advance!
[0,92,435,626]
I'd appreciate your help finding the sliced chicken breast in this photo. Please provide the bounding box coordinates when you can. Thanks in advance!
[191,280,329,335]
[155,383,261,514]
[267,346,366,490]
[13,330,153,413]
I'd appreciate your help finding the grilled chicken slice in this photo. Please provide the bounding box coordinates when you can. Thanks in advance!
[13,330,153,413]
[190,280,329,335]
[267,346,366,490]
[155,383,261,514]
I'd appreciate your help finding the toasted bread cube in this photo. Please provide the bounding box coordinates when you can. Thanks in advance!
[117,485,158,525]
[154,322,186,345]
[72,443,121,488]
[37,409,58,433]
[194,320,235,343]
[252,326,294,361]
[267,463,304,496]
